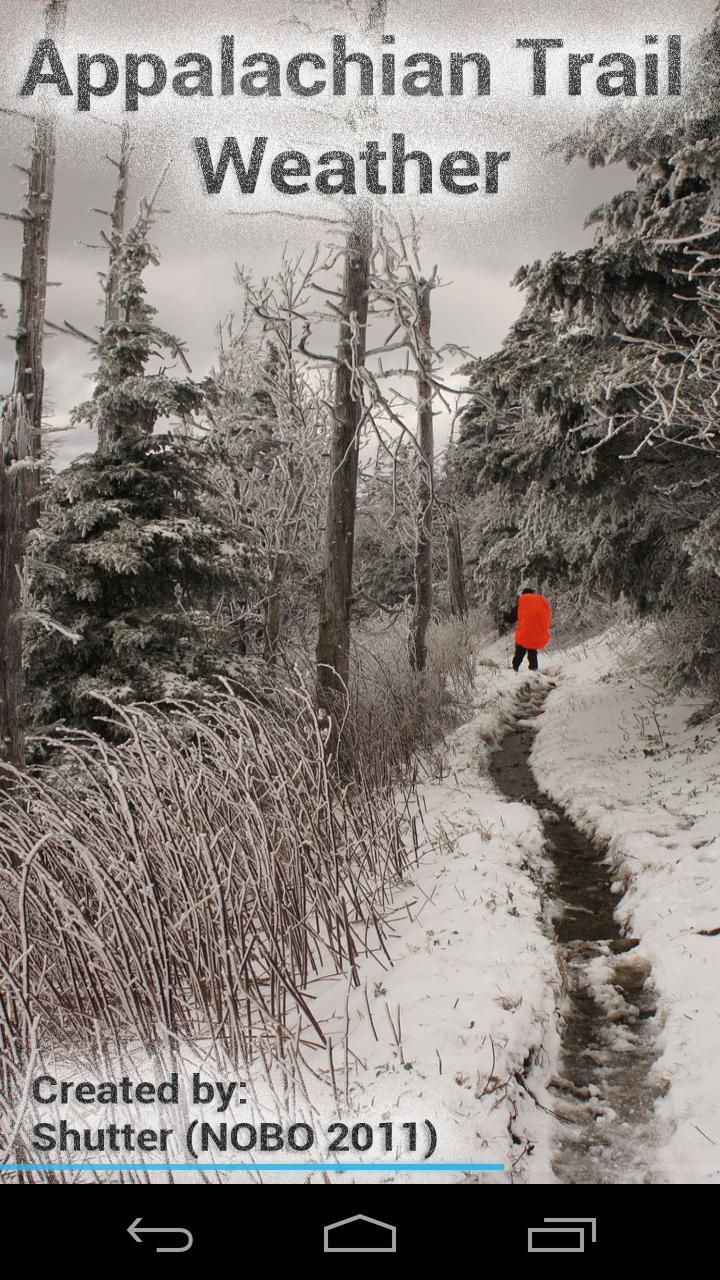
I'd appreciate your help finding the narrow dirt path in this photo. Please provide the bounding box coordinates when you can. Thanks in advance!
[489,677,661,1184]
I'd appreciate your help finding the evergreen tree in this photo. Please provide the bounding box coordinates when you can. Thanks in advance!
[79,193,203,450]
[456,9,720,680]
[26,200,256,738]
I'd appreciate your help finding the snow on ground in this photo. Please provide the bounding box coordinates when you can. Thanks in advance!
[10,645,563,1186]
[23,623,719,1185]
[306,655,562,1184]
[531,623,720,1184]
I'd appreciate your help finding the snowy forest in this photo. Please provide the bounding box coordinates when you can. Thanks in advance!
[1,0,719,1188]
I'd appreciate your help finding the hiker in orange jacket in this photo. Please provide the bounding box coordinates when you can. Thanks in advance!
[504,587,552,672]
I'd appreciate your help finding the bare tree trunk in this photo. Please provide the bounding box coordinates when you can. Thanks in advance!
[0,424,27,771]
[409,280,434,672]
[11,112,58,529]
[316,205,372,712]
[0,1,66,772]
[315,0,385,723]
[104,125,132,327]
[446,510,468,619]
[98,123,132,451]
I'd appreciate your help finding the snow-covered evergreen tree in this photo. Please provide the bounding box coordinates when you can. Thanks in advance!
[26,200,256,738]
[78,193,203,451]
[457,7,720,682]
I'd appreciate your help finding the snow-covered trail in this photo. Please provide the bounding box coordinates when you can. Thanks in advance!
[490,675,661,1184]
[532,626,720,1183]
[234,625,718,1187]
[300,662,562,1184]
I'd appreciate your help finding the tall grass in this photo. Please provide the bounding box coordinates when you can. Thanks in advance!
[343,617,479,784]
[0,613,486,1172]
[0,681,420,1164]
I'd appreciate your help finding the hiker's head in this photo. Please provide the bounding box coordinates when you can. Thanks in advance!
[521,587,535,596]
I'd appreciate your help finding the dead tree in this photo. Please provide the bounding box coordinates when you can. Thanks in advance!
[316,205,374,709]
[368,218,468,670]
[101,125,133,326]
[220,3,385,725]
[0,0,67,771]
[97,124,133,449]
[315,0,387,724]
[0,397,25,771]
[46,122,134,450]
[225,219,377,697]
[409,278,435,670]
[446,510,468,619]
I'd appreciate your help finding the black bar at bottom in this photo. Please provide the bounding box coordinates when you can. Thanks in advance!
[0,1183,709,1267]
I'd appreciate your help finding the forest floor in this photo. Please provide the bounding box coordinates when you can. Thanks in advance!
[310,622,720,1185]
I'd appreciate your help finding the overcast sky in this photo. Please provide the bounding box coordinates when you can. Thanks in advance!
[0,0,715,466]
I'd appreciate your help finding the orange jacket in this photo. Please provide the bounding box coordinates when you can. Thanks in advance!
[515,593,552,651]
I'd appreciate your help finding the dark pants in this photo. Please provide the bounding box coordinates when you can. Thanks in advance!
[513,644,538,671]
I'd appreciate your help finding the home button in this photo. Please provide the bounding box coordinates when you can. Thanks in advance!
[323,1214,397,1253]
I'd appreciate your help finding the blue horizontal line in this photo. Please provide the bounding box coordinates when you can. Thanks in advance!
[3,1161,504,1173]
